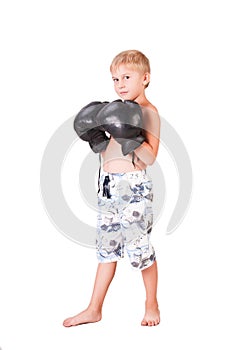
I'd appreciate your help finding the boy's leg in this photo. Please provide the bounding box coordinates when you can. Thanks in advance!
[141,261,160,326]
[63,261,117,327]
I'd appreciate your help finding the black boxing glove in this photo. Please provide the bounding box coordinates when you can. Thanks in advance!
[73,101,110,153]
[96,99,145,156]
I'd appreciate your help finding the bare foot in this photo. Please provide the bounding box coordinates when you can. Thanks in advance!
[141,303,160,327]
[63,308,102,327]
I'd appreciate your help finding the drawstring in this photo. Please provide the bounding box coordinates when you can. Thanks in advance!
[102,175,111,198]
[98,153,111,198]
[132,151,141,168]
[132,151,135,167]
[97,153,101,194]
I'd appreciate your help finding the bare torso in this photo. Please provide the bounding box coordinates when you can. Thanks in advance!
[101,105,160,173]
[101,137,146,173]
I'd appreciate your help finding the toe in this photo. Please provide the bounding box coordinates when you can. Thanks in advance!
[63,318,72,327]
[141,319,148,326]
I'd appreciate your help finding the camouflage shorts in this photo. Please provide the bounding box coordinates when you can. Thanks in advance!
[96,170,156,270]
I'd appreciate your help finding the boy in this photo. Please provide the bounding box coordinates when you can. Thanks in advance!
[63,50,160,327]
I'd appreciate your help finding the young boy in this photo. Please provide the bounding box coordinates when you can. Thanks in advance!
[63,50,161,327]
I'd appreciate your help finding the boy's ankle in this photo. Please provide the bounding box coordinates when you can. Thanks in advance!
[88,303,102,314]
[145,299,159,308]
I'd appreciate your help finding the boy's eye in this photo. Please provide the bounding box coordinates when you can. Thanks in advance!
[124,76,130,80]
[113,78,119,82]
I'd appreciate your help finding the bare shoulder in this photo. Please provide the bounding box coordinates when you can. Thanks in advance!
[140,103,160,139]
[141,102,160,123]
[147,102,159,114]
[140,100,159,115]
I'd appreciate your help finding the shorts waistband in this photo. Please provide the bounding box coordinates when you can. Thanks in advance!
[98,169,150,199]
[100,169,147,179]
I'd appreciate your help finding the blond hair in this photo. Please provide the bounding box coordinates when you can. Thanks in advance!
[110,50,151,88]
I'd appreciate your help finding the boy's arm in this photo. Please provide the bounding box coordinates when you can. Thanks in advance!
[134,108,160,165]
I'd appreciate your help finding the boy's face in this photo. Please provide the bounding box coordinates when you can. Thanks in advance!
[111,64,150,101]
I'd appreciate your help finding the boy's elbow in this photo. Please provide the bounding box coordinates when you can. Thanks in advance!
[135,142,158,165]
[147,154,157,165]
[144,144,158,165]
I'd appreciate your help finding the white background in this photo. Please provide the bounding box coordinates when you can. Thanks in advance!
[0,0,233,349]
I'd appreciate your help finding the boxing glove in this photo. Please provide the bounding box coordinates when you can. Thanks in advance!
[96,99,145,156]
[73,101,110,153]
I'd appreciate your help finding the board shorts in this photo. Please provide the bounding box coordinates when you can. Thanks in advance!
[96,169,156,270]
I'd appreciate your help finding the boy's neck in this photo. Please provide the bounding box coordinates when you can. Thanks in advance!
[134,95,158,113]
[134,94,149,107]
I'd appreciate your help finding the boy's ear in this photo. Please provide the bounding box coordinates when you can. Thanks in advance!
[143,72,150,86]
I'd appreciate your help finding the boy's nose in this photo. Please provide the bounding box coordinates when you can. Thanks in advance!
[118,80,125,89]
